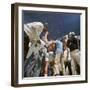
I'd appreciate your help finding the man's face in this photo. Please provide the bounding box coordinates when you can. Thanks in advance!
[47,43,56,52]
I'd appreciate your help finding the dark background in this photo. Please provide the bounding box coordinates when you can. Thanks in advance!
[22,10,80,40]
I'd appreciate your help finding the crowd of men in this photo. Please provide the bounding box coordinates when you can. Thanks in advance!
[24,22,80,77]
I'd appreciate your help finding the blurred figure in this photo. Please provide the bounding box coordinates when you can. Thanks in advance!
[62,35,72,75]
[40,22,51,45]
[24,22,45,77]
[46,42,56,76]
[67,32,80,75]
[40,23,55,76]
[52,40,63,76]
[39,23,50,76]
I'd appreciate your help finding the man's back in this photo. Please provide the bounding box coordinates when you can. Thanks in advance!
[55,40,63,53]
